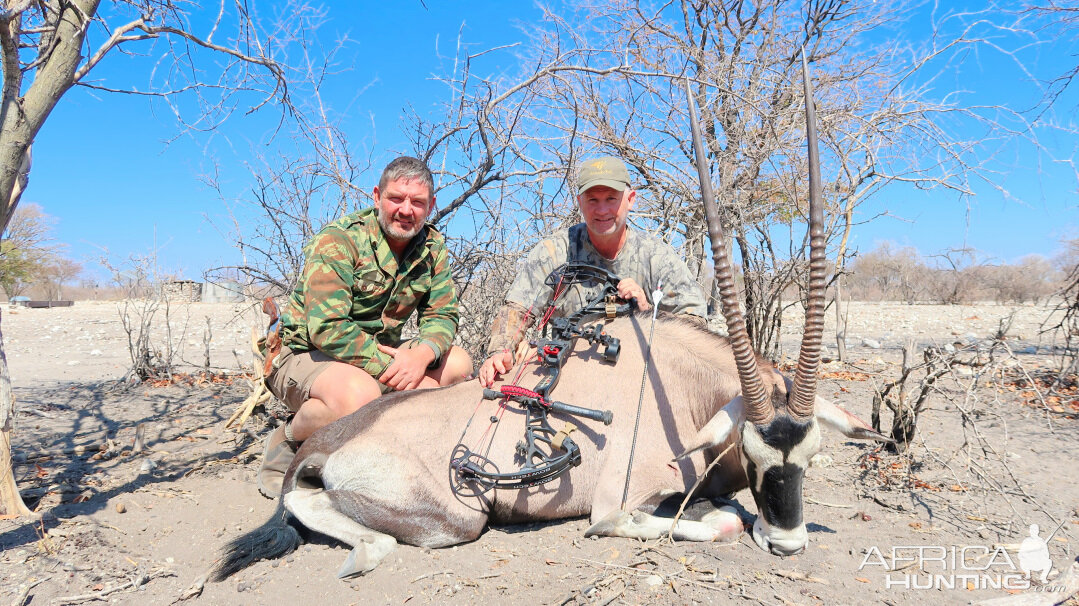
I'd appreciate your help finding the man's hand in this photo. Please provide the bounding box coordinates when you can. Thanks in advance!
[617,278,652,312]
[478,349,514,387]
[376,343,436,391]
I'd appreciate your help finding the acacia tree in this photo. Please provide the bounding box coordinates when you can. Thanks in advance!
[0,202,55,298]
[0,0,295,517]
[40,256,82,299]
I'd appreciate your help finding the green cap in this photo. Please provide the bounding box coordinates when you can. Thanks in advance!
[577,156,631,195]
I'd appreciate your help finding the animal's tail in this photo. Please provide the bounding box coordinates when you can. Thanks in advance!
[211,500,302,581]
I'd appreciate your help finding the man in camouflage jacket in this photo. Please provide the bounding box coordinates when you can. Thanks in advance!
[478,156,707,387]
[259,156,473,498]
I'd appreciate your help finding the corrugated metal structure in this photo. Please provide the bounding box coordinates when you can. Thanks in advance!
[201,280,245,303]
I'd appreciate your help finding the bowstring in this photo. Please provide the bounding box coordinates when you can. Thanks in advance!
[464,273,571,458]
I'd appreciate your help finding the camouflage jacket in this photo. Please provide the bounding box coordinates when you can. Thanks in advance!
[487,223,706,355]
[280,207,460,379]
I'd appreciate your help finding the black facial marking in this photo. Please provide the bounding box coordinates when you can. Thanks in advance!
[744,416,815,531]
[758,416,812,457]
[759,463,805,530]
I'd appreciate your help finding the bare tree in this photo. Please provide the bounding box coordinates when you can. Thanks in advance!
[925,247,983,305]
[205,27,375,296]
[404,34,576,356]
[0,0,294,517]
[850,241,926,303]
[1045,238,1079,386]
[490,0,1025,358]
[0,203,56,298]
[40,256,82,300]
[983,254,1057,304]
[207,149,360,296]
[1021,3,1079,114]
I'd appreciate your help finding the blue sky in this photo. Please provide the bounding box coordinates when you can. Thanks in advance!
[21,2,1079,282]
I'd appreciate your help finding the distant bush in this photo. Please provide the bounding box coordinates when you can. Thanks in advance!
[849,242,923,303]
[849,242,1063,304]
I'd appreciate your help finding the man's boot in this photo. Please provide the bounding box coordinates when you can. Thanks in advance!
[257,422,298,499]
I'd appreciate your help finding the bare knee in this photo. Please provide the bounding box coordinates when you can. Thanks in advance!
[327,375,381,415]
[311,363,382,418]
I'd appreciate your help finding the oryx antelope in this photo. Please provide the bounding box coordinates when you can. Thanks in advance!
[213,57,888,581]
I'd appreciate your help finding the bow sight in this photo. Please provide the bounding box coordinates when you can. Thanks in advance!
[450,262,632,496]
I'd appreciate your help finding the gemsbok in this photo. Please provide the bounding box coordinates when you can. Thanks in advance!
[213,55,889,581]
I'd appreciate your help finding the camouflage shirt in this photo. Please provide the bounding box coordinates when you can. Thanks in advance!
[488,223,706,354]
[280,207,460,379]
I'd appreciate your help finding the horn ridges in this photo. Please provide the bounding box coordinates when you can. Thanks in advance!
[789,51,827,420]
[684,80,773,425]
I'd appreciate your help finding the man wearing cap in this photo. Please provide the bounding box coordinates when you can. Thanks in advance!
[478,156,707,387]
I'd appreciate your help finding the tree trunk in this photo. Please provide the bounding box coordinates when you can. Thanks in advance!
[0,309,30,517]
[834,275,847,362]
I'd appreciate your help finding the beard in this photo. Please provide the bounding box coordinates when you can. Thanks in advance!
[377,208,424,242]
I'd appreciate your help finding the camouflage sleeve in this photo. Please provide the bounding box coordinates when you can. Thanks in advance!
[651,243,708,319]
[301,229,394,377]
[485,302,535,357]
[504,238,562,311]
[415,240,460,363]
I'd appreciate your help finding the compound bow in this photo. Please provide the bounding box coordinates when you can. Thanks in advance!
[450,262,633,496]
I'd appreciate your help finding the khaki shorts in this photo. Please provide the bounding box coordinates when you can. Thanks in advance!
[266,346,402,411]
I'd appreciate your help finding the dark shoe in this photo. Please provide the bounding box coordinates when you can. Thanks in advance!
[257,424,298,499]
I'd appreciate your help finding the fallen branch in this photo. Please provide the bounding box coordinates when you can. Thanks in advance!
[9,576,49,606]
[223,328,272,432]
[53,570,173,605]
[223,377,271,432]
[572,557,725,593]
[772,569,829,584]
[556,574,609,605]
[13,442,106,463]
[410,570,453,583]
[667,442,736,540]
[173,570,209,603]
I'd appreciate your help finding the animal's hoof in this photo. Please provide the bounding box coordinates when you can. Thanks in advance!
[337,546,377,579]
[336,536,398,579]
[584,510,632,538]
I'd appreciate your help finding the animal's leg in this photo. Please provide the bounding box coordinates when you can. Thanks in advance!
[284,489,397,578]
[585,490,743,542]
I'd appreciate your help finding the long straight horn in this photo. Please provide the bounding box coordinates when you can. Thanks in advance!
[684,80,772,425]
[789,50,827,420]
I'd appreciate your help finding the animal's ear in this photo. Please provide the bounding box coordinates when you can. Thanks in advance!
[814,397,893,443]
[674,397,744,461]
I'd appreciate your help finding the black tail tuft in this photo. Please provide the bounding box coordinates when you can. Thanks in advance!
[210,501,302,582]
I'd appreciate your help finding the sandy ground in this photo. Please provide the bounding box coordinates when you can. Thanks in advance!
[0,300,1076,606]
